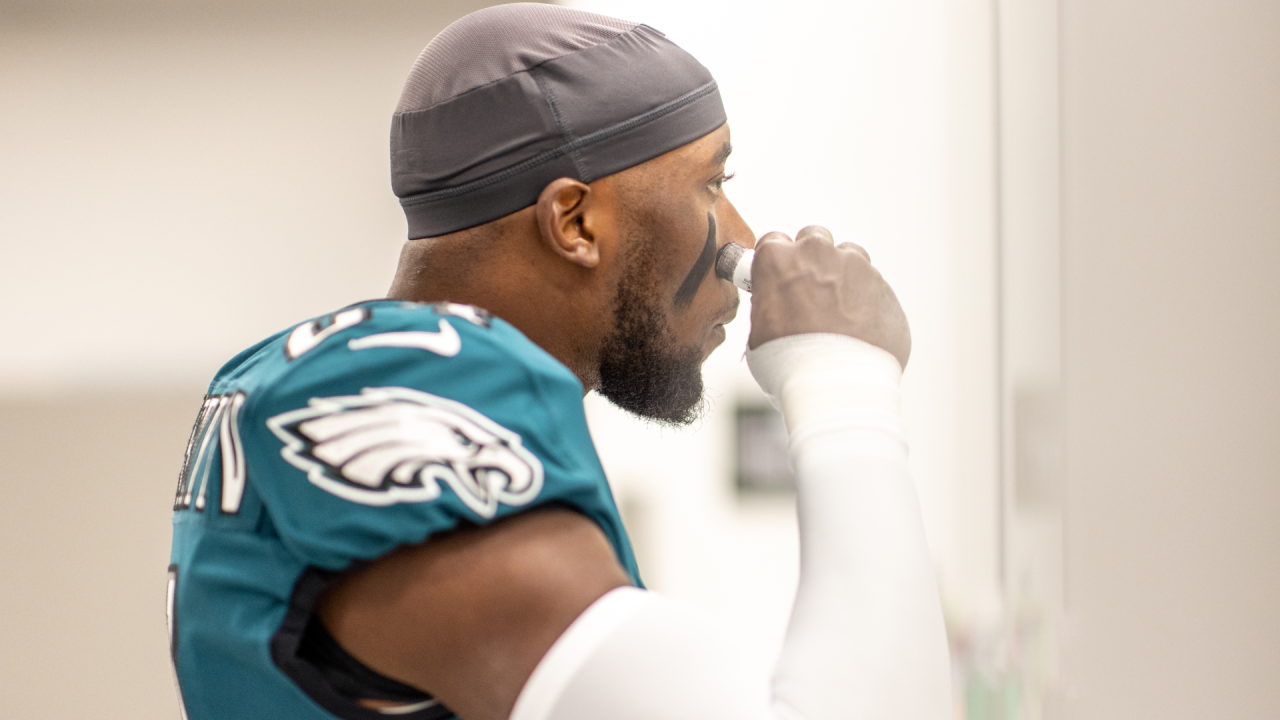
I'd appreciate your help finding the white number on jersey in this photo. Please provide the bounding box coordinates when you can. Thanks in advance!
[174,391,247,515]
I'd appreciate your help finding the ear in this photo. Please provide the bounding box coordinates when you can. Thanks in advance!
[535,178,600,269]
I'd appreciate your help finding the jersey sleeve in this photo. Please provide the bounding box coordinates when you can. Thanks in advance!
[234,304,626,574]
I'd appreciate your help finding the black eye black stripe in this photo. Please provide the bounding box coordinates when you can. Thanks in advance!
[673,212,717,308]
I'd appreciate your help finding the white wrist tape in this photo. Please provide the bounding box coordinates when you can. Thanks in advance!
[747,333,907,459]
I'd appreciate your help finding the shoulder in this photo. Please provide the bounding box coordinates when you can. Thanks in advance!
[220,300,599,524]
[193,300,635,579]
[233,299,589,463]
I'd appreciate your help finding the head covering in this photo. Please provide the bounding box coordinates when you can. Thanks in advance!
[391,3,726,239]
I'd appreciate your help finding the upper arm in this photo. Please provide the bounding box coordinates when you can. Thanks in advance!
[233,304,640,718]
[315,507,631,720]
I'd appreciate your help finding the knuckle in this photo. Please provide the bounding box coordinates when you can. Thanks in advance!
[753,239,780,262]
[837,242,871,263]
[797,224,832,240]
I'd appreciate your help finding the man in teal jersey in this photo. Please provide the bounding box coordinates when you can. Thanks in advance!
[169,5,939,720]
[168,6,750,718]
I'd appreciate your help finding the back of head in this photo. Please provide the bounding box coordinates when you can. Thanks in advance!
[391,3,725,239]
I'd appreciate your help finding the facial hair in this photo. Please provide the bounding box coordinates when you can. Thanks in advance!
[596,227,707,426]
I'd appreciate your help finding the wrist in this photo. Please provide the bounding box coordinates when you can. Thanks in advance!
[745,333,906,460]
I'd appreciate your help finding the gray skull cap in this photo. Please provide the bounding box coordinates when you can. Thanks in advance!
[391,3,727,239]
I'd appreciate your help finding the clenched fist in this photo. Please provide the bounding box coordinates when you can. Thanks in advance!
[747,225,912,369]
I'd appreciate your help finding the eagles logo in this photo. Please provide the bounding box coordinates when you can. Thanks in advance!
[267,387,544,517]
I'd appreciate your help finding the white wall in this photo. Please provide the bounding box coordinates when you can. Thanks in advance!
[0,0,497,394]
[1059,2,1280,717]
[0,395,199,719]
[993,1,1067,715]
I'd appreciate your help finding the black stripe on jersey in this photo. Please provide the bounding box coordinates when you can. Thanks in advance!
[271,567,455,720]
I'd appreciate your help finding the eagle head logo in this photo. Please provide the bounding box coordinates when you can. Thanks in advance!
[267,387,544,518]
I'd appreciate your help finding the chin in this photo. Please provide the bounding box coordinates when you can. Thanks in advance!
[597,343,707,426]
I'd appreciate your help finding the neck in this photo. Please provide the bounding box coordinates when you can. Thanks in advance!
[387,233,608,394]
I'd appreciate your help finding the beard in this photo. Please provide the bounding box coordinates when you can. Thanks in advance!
[596,229,707,426]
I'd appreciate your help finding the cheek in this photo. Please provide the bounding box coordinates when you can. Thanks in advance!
[672,284,734,348]
[625,193,721,320]
[671,213,722,305]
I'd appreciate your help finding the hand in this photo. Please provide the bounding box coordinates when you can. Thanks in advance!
[747,225,911,369]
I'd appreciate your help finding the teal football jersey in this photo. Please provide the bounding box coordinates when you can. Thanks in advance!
[168,300,641,720]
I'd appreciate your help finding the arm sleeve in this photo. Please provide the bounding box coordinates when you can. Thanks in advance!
[509,333,952,720]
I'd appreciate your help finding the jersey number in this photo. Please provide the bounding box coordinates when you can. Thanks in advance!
[285,307,371,360]
[174,391,247,515]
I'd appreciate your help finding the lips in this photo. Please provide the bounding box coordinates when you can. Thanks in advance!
[703,323,728,357]
[716,296,741,326]
[700,296,739,356]
[711,299,738,341]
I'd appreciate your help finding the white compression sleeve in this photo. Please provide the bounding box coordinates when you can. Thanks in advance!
[753,334,951,719]
[510,334,951,720]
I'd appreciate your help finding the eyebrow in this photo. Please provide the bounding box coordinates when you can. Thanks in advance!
[711,142,733,168]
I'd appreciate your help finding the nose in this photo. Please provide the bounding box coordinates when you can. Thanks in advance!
[715,192,756,251]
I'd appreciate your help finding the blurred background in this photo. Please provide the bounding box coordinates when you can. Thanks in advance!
[1,1,1276,718]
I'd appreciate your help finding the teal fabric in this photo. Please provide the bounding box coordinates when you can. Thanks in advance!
[169,300,640,720]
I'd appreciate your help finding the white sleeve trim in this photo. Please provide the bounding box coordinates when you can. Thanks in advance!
[508,588,774,720]
[508,586,651,720]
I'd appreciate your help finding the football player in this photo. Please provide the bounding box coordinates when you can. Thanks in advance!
[167,4,950,719]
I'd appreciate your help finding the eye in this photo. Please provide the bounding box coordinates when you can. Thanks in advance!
[709,171,737,196]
